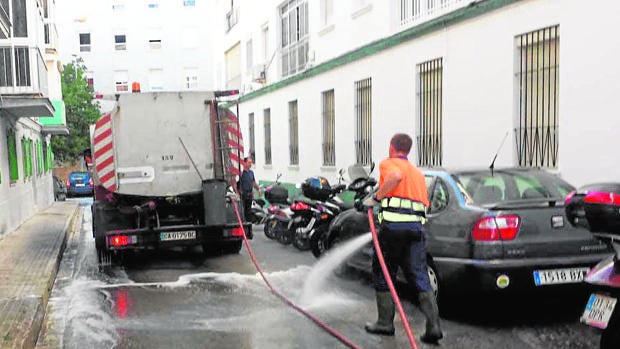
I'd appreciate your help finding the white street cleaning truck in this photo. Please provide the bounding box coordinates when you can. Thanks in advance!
[89,91,249,265]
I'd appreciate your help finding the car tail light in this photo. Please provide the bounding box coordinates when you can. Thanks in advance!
[66,179,71,187]
[89,178,94,186]
[291,202,309,211]
[320,213,329,220]
[472,215,521,241]
[564,190,576,205]
[109,235,134,247]
[232,227,244,237]
[584,191,620,206]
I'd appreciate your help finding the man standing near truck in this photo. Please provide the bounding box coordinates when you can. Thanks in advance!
[239,157,261,222]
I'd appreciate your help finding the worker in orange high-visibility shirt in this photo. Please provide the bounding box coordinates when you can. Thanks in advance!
[362,133,443,344]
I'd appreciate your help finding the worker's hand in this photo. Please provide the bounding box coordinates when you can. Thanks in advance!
[362,196,380,208]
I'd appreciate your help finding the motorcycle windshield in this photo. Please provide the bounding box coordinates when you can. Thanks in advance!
[348,164,369,182]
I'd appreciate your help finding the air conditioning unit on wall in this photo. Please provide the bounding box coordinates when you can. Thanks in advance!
[251,64,266,82]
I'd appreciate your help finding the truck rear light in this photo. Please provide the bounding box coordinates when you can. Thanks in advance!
[472,215,521,241]
[232,227,244,237]
[109,235,136,247]
[584,191,620,206]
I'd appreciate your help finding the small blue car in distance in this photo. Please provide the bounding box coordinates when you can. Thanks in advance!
[66,171,94,197]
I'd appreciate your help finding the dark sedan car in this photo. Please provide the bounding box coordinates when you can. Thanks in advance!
[333,168,613,303]
[66,171,94,197]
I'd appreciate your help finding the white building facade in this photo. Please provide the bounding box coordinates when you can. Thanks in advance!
[215,0,620,188]
[0,0,66,237]
[56,0,218,95]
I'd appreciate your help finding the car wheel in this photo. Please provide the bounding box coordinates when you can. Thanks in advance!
[427,263,440,299]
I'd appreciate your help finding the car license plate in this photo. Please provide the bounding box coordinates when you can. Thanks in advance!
[581,293,617,329]
[160,231,196,241]
[76,183,85,187]
[533,267,589,286]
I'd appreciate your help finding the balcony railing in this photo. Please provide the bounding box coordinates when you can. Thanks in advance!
[281,38,309,77]
[0,46,48,95]
[399,0,475,29]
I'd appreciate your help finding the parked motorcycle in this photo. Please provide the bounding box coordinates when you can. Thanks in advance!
[310,163,377,258]
[249,196,268,225]
[565,183,620,349]
[263,174,292,240]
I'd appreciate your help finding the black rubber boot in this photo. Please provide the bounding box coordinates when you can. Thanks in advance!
[365,291,395,336]
[418,291,443,344]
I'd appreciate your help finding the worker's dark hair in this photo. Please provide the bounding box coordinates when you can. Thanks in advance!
[390,133,413,154]
[243,157,250,162]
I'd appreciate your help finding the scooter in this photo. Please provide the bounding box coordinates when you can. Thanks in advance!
[263,174,292,240]
[310,163,377,258]
[249,196,268,225]
[565,183,620,349]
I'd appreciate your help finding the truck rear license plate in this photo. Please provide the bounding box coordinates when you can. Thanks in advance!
[581,293,617,329]
[160,231,196,241]
[533,267,589,286]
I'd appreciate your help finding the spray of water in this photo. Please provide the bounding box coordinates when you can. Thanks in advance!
[299,232,372,305]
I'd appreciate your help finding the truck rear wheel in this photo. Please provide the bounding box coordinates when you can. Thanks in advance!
[222,240,243,254]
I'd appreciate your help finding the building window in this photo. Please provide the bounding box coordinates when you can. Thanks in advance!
[79,33,91,52]
[7,128,18,182]
[264,108,272,165]
[183,68,198,89]
[226,5,239,32]
[21,137,32,179]
[148,29,162,49]
[355,78,372,166]
[12,0,27,37]
[148,3,158,9]
[112,3,125,11]
[322,89,335,166]
[280,0,309,77]
[515,25,559,168]
[320,0,333,27]
[184,0,196,6]
[289,100,299,165]
[248,112,255,162]
[148,68,163,91]
[262,26,269,63]
[225,42,241,89]
[115,34,126,50]
[114,70,129,92]
[86,71,94,86]
[246,39,253,70]
[416,58,443,167]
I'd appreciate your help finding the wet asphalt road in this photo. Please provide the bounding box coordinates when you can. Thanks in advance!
[39,199,601,349]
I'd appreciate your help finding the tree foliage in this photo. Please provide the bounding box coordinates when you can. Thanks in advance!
[51,59,100,163]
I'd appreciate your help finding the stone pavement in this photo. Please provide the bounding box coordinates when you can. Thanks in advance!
[0,202,79,349]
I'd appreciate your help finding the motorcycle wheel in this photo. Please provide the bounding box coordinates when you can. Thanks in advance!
[310,226,328,258]
[293,231,311,251]
[264,219,278,240]
[600,313,620,349]
[276,221,293,245]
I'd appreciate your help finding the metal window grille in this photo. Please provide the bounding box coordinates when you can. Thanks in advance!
[416,58,443,167]
[355,78,372,166]
[399,0,469,28]
[264,108,272,165]
[289,100,299,165]
[249,112,255,161]
[515,25,559,168]
[322,89,335,166]
[280,0,309,77]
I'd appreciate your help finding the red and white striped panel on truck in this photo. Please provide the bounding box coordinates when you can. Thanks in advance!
[223,108,244,176]
[93,113,117,191]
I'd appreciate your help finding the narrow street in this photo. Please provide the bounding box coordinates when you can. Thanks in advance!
[38,200,600,349]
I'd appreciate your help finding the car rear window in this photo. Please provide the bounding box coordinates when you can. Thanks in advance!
[69,172,90,179]
[453,170,574,205]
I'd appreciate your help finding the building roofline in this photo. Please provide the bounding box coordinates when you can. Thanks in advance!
[228,0,520,107]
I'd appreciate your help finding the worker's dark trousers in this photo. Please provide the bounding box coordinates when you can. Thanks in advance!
[241,192,253,222]
[371,221,433,293]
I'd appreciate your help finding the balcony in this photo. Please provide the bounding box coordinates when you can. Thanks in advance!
[44,21,59,53]
[398,0,476,29]
[0,46,48,96]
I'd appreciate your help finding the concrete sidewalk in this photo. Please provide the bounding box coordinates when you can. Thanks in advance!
[0,202,79,349]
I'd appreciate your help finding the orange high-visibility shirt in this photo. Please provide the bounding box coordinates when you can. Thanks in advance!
[379,158,429,208]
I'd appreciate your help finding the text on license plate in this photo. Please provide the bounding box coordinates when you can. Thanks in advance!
[160,231,196,241]
[533,267,590,286]
[581,293,618,329]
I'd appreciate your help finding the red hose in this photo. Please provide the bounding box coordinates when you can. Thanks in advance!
[367,208,419,349]
[231,200,362,349]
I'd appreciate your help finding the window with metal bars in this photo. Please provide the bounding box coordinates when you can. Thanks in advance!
[355,78,372,166]
[264,108,272,165]
[515,25,559,168]
[289,100,299,165]
[322,89,335,166]
[416,58,443,167]
[248,113,255,162]
[7,128,18,181]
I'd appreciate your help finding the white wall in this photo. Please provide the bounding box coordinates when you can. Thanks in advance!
[234,0,620,188]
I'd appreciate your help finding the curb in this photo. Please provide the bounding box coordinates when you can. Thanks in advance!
[26,203,81,349]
